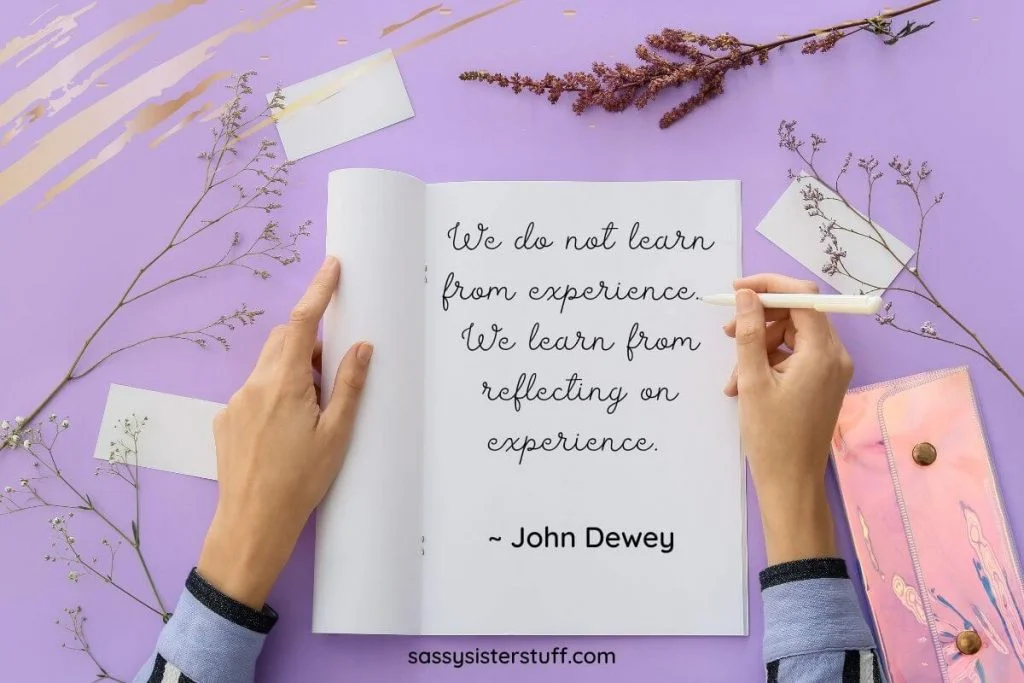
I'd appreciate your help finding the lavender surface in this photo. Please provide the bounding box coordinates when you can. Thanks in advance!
[0,1,1019,681]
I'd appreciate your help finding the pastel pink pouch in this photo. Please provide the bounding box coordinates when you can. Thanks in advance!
[832,367,1024,682]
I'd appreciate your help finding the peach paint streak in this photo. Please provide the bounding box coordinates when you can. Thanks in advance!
[0,103,47,147]
[41,72,229,206]
[0,3,96,67]
[1,37,154,147]
[200,103,227,122]
[0,0,207,130]
[241,0,522,141]
[49,37,156,115]
[31,5,60,27]
[0,1,305,210]
[18,32,76,68]
[149,101,213,148]
[381,4,443,37]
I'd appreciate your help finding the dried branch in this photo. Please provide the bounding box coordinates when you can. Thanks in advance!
[461,0,942,128]
[59,606,127,683]
[1,416,169,619]
[3,72,308,448]
[778,120,1022,399]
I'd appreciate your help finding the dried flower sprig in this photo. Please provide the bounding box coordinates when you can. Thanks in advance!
[58,606,125,683]
[2,72,308,449]
[2,415,161,681]
[777,121,1022,399]
[460,0,941,129]
[0,416,168,619]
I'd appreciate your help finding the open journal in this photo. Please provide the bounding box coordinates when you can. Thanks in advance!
[316,170,747,636]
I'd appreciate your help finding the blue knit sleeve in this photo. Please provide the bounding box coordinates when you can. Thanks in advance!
[761,558,886,682]
[132,568,278,683]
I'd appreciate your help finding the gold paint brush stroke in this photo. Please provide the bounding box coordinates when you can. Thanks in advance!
[0,103,46,147]
[0,3,96,67]
[241,0,522,141]
[200,102,227,122]
[0,0,207,130]
[42,72,228,206]
[381,4,443,37]
[0,0,305,210]
[150,101,213,148]
[31,5,60,27]
[2,37,155,147]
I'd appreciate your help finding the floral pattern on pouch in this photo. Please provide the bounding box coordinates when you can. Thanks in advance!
[832,367,1024,683]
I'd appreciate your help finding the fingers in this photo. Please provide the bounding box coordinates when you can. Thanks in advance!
[312,339,323,376]
[723,308,789,336]
[724,349,790,397]
[733,289,771,387]
[251,324,289,374]
[766,319,796,352]
[734,273,833,349]
[321,341,374,448]
[285,257,341,361]
[733,274,819,294]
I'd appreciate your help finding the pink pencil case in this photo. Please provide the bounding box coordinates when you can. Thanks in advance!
[831,367,1024,682]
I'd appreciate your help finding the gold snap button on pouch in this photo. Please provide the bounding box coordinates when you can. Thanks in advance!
[912,442,937,466]
[956,630,982,655]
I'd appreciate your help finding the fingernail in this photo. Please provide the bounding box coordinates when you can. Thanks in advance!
[356,342,374,365]
[736,289,756,313]
[322,255,338,270]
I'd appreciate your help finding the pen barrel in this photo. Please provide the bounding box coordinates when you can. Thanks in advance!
[811,295,883,314]
[755,293,883,315]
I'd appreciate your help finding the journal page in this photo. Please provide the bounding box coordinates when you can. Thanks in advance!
[316,169,427,634]
[421,180,747,635]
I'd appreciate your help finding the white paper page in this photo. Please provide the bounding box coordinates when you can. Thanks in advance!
[421,181,746,635]
[270,49,415,161]
[756,174,914,295]
[316,169,426,634]
[92,384,220,480]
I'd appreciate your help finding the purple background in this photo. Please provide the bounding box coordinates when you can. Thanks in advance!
[1,0,1020,681]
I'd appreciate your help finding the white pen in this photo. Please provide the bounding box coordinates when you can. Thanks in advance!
[700,292,883,315]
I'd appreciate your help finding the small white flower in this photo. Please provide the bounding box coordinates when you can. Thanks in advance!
[22,440,31,449]
[60,419,70,429]
[14,416,24,424]
[67,536,75,545]
[0,420,8,430]
[3,486,12,493]
[49,517,61,529]
[19,479,28,487]
[7,434,19,446]
[67,571,80,583]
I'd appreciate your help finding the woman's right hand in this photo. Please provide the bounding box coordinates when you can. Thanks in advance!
[723,273,854,565]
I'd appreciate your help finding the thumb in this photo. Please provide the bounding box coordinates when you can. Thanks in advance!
[322,341,373,448]
[733,289,770,384]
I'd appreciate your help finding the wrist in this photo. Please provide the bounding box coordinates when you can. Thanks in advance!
[197,507,299,609]
[755,481,837,565]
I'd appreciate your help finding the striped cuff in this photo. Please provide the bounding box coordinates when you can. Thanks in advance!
[151,569,277,683]
[760,558,876,664]
[185,568,278,634]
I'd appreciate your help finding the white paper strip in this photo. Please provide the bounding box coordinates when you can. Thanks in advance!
[269,48,415,161]
[756,174,915,295]
[93,384,221,480]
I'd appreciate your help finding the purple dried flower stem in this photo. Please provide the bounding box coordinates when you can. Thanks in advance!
[782,123,1023,399]
[461,0,942,128]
